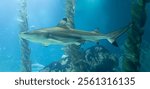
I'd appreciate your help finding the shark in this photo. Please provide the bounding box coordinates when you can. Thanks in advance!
[20,18,131,47]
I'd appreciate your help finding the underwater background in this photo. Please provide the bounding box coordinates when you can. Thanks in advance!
[0,0,150,72]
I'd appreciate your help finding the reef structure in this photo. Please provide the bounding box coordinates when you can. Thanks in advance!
[19,0,31,72]
[40,45,118,72]
[122,0,150,71]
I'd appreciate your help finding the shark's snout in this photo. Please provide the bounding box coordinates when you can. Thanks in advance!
[20,32,26,37]
[20,32,31,40]
[19,31,44,43]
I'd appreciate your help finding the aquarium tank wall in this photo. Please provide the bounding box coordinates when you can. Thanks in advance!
[0,0,150,72]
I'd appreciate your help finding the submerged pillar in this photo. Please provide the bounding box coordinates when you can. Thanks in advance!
[65,0,75,28]
[19,0,31,72]
[122,0,149,71]
[65,0,85,71]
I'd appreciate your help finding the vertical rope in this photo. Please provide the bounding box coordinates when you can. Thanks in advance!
[122,0,149,71]
[65,0,84,71]
[65,0,75,28]
[19,0,31,72]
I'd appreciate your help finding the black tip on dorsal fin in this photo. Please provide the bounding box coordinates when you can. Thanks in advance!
[57,18,68,27]
[62,18,67,22]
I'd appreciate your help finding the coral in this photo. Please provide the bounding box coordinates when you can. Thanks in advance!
[84,45,118,72]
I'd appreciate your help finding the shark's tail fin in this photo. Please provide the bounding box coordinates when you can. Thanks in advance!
[106,23,132,47]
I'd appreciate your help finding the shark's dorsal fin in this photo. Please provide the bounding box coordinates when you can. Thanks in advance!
[57,18,68,27]
[57,18,74,31]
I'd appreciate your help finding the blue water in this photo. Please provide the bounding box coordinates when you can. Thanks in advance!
[0,0,150,72]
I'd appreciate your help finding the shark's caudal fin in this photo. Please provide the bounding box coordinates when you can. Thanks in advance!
[106,23,132,47]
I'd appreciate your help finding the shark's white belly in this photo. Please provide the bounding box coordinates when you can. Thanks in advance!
[41,38,80,46]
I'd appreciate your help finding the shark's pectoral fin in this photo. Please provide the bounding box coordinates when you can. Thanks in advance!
[74,40,85,46]
[69,40,84,46]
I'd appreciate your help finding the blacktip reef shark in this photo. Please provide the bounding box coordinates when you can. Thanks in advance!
[20,18,132,47]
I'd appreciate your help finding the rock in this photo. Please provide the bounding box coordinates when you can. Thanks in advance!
[40,45,118,72]
[40,56,72,72]
[83,45,118,72]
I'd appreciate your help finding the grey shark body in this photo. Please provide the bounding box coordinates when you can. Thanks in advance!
[20,18,131,47]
